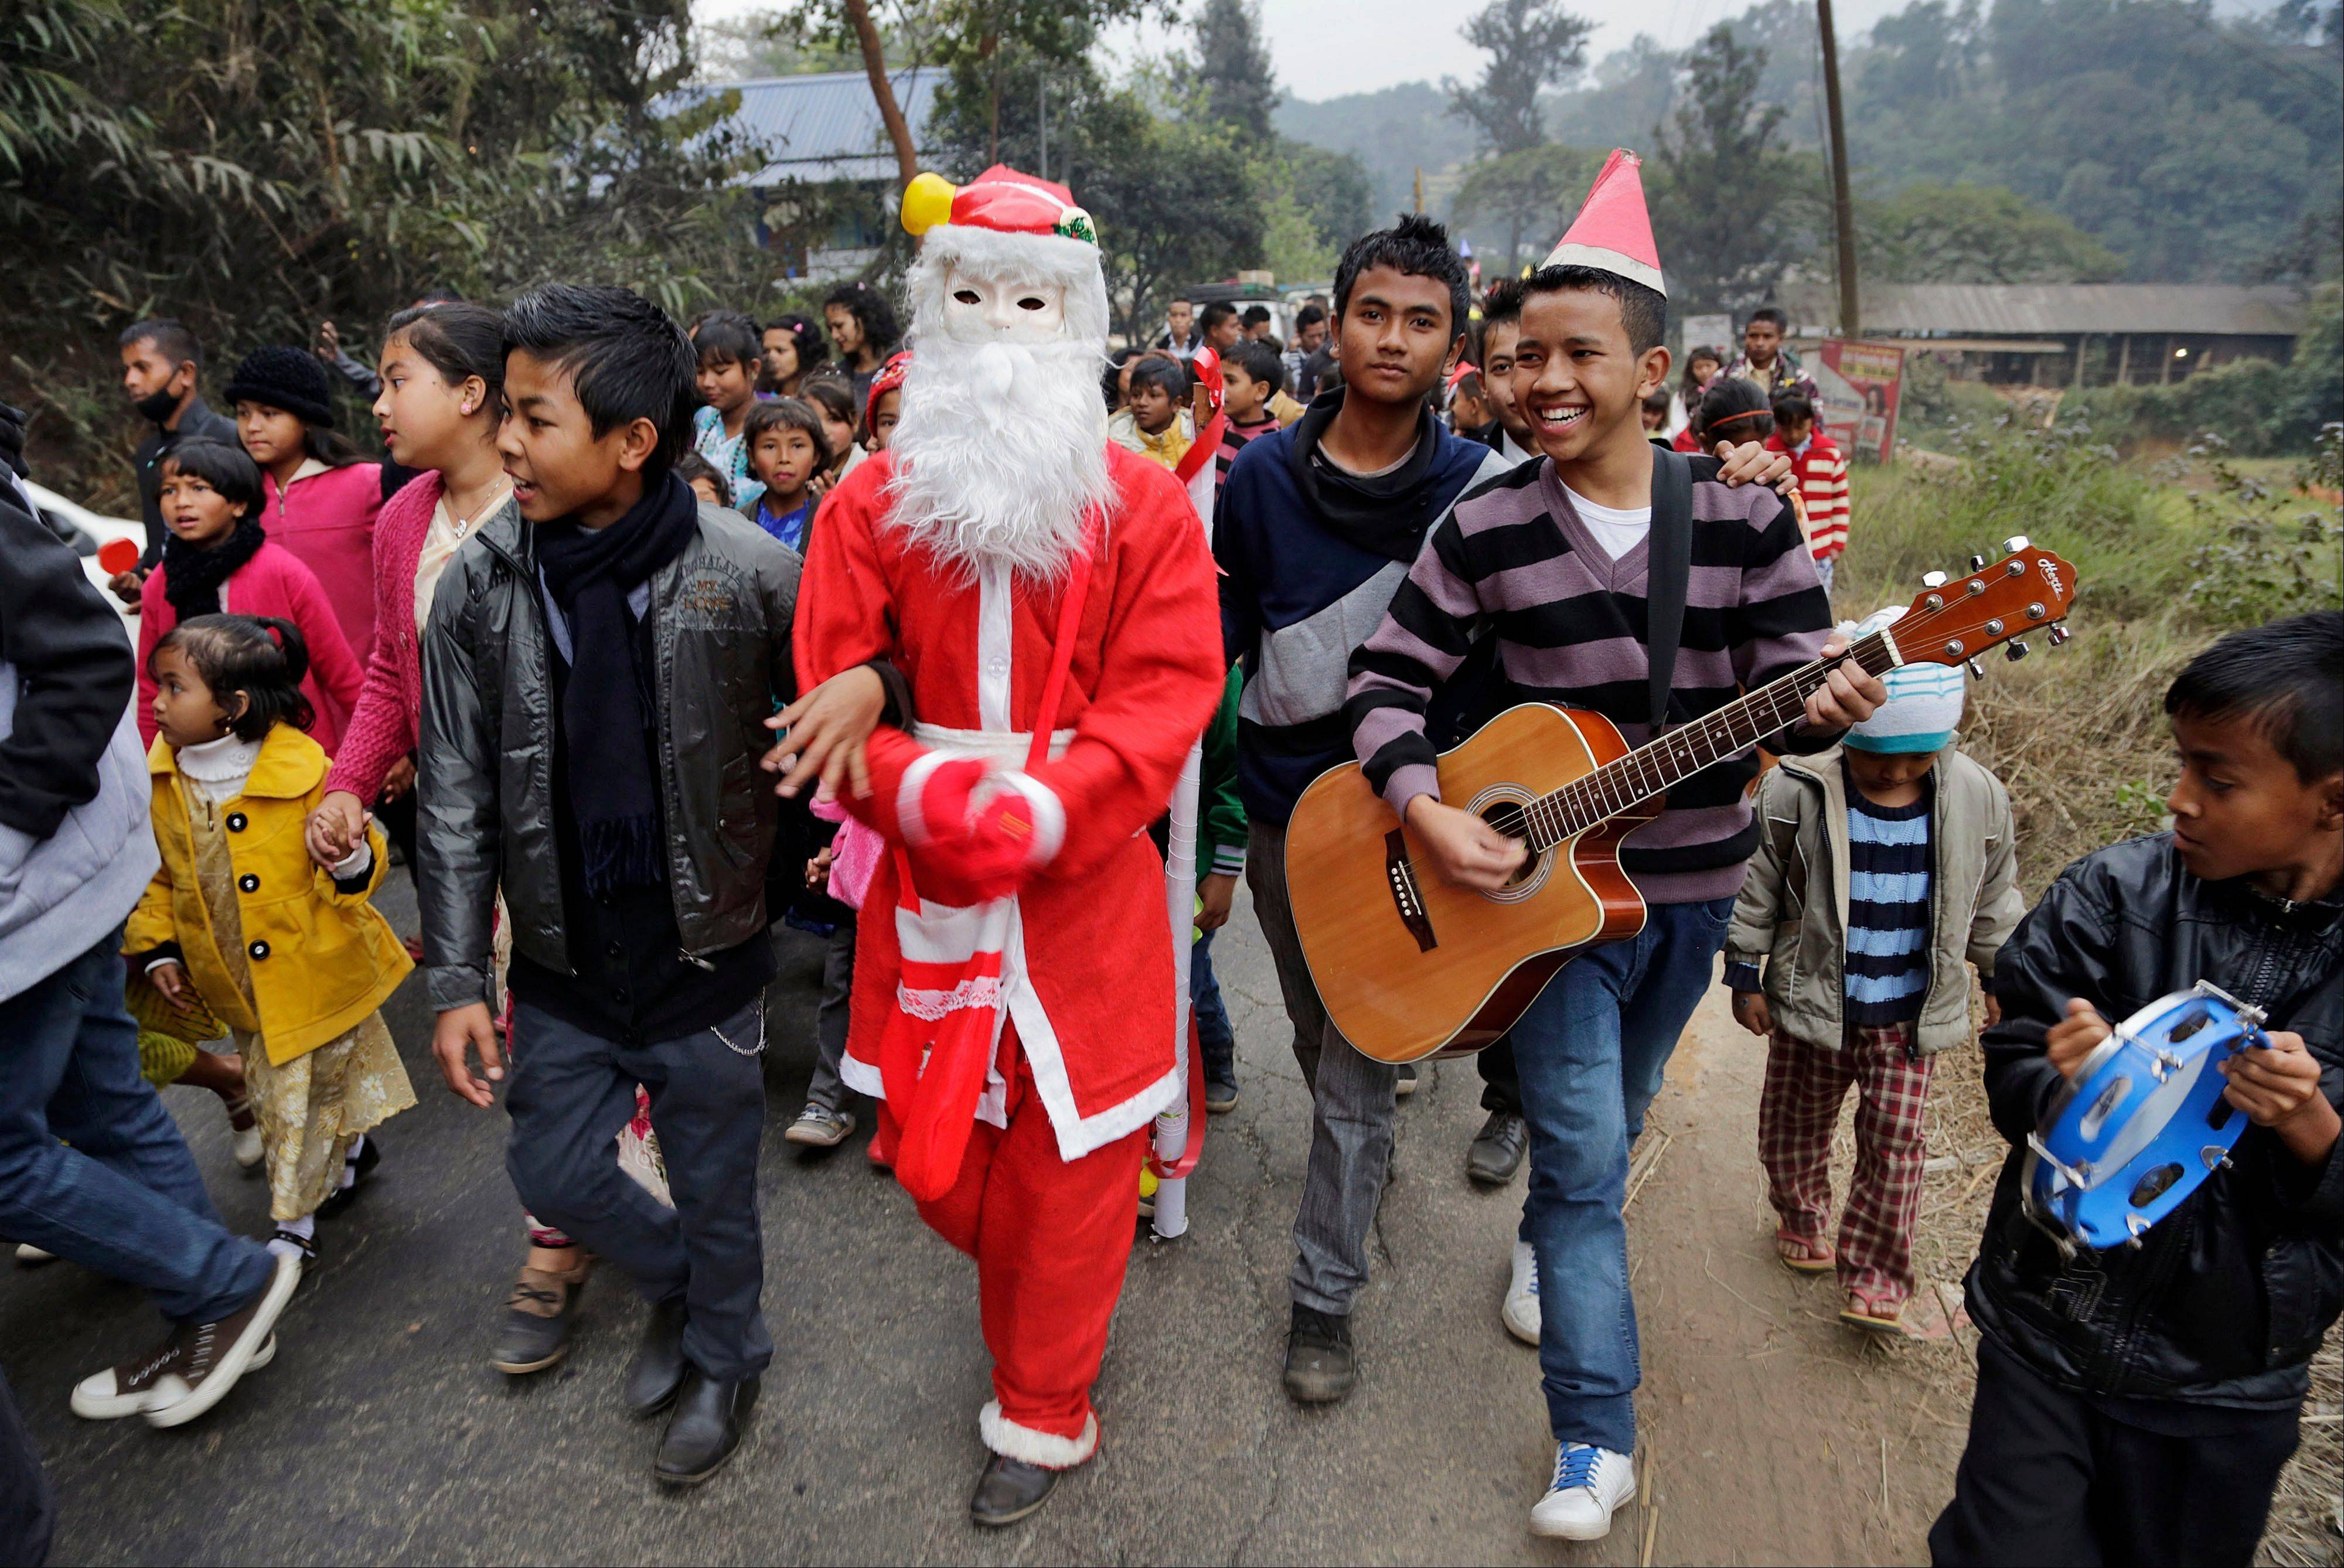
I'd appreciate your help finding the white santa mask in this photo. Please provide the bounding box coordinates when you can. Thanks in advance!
[940,267,1067,345]
[888,250,1112,585]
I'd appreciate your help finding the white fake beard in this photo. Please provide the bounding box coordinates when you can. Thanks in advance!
[884,333,1112,585]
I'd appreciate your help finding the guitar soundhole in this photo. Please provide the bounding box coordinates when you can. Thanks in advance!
[1479,801,1536,888]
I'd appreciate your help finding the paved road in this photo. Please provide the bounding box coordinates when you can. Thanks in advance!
[6,875,1953,1564]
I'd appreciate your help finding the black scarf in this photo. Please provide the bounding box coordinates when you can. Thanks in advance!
[534,472,699,898]
[1286,387,1446,563]
[161,514,268,623]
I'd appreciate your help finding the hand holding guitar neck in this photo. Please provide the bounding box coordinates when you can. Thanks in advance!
[1801,633,1890,732]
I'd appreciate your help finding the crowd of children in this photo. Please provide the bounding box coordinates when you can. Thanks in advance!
[0,150,2335,1568]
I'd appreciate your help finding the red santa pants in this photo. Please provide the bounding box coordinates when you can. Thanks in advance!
[876,1025,1147,1468]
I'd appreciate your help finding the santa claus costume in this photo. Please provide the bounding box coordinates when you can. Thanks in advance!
[790,166,1224,1523]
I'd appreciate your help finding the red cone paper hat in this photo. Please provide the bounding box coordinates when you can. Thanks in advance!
[1541,149,1665,298]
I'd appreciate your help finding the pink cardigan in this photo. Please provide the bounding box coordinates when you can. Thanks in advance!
[323,471,439,805]
[264,461,383,666]
[138,541,367,753]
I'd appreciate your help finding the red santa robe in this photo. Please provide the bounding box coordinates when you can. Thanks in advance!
[793,440,1223,1463]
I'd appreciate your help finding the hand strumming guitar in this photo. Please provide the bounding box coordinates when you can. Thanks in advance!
[1405,796,1530,892]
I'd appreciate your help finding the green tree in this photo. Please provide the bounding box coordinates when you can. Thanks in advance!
[1649,22,1812,316]
[1,0,770,495]
[1444,0,1595,155]
[1285,142,1375,257]
[1195,0,1279,142]
[1861,182,2124,283]
[1450,144,1607,274]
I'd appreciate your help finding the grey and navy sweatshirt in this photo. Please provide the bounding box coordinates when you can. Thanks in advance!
[1346,451,1835,905]
[1214,391,1513,826]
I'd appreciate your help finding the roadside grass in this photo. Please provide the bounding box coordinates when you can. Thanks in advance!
[1831,435,2340,1566]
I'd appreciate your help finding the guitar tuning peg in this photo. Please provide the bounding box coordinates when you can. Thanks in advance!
[1920,570,1948,589]
[2006,639,2031,662]
[1968,553,1988,572]
[2001,534,2032,555]
[1966,658,1987,679]
[2047,623,2071,647]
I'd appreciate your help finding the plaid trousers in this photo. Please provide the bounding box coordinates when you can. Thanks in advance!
[1758,1023,1933,1305]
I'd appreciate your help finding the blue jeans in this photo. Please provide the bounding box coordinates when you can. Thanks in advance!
[0,930,271,1322]
[1192,929,1234,1086]
[1512,896,1735,1454]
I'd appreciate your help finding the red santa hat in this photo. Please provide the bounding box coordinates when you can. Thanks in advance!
[1541,149,1666,298]
[898,165,1110,344]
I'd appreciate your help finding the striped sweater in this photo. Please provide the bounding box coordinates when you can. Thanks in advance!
[1844,775,1933,1025]
[1346,452,1836,905]
[1769,431,1849,562]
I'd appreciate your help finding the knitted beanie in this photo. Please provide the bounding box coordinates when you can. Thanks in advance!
[1842,605,1965,754]
[223,345,336,428]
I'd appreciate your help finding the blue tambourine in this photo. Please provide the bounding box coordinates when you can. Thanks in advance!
[2022,981,2268,1254]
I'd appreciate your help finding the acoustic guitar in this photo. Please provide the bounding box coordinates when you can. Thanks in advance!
[1283,538,2080,1064]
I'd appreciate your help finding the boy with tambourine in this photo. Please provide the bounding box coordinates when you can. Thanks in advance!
[1933,611,2343,1567]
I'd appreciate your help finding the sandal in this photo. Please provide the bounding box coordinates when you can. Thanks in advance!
[1775,1229,1836,1274]
[1841,1290,1904,1334]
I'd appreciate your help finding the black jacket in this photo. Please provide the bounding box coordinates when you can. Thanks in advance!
[417,499,799,1015]
[1968,833,2344,1409]
[0,488,135,840]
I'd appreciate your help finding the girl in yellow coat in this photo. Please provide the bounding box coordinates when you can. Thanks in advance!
[128,615,414,1267]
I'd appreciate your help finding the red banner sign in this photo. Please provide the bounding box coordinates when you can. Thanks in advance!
[1815,339,1906,462]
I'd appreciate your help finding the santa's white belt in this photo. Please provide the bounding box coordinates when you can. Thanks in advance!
[911,722,1074,765]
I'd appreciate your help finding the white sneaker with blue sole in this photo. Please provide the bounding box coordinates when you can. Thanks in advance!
[1530,1442,1634,1540]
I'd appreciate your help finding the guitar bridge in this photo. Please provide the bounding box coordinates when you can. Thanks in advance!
[1385,828,1437,953]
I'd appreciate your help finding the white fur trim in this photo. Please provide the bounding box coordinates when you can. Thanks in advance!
[992,771,1066,867]
[979,1400,1099,1468]
[909,722,1074,765]
[840,1049,884,1098]
[978,564,1014,731]
[912,225,1110,347]
[1538,242,1667,298]
[1001,905,1184,1161]
[895,749,951,848]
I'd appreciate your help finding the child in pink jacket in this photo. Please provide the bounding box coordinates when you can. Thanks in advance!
[224,346,384,663]
[136,441,363,752]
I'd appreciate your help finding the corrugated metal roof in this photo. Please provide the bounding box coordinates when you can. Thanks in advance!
[1858,283,2308,338]
[682,67,942,186]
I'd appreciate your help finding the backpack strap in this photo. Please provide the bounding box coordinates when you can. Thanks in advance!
[1647,445,1693,734]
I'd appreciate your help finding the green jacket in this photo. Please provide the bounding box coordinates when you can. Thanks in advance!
[1725,742,2025,1056]
[1198,664,1246,879]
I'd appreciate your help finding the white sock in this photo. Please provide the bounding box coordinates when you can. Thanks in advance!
[268,1213,316,1260]
[339,1134,366,1189]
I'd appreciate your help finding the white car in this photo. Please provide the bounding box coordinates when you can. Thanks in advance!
[22,479,145,629]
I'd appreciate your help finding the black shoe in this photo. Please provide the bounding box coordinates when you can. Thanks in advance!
[1283,1303,1357,1404]
[490,1255,591,1375]
[1203,1076,1239,1114]
[315,1136,381,1218]
[624,1297,690,1417]
[1466,1109,1529,1186]
[653,1369,758,1486]
[970,1453,1060,1526]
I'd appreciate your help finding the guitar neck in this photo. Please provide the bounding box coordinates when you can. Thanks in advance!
[1520,628,1902,849]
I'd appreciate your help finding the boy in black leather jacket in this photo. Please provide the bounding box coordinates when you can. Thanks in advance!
[1933,610,2343,1567]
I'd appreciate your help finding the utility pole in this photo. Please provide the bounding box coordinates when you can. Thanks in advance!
[1037,72,1048,180]
[1816,0,1860,336]
[1413,166,1425,215]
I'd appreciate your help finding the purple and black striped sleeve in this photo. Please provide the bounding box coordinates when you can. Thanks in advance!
[1346,517,1483,816]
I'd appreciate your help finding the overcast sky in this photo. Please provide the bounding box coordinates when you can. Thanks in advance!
[693,0,1926,102]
